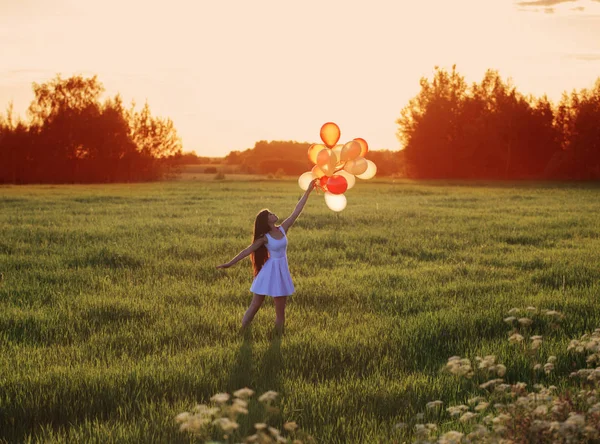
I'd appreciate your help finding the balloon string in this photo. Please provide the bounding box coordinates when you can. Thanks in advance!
[333,162,347,174]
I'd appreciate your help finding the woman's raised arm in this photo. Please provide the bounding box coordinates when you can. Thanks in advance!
[280,180,316,233]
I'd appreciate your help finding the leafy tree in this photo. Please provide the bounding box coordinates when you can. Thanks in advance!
[0,74,183,183]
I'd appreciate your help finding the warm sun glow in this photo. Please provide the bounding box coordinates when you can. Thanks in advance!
[1,0,600,156]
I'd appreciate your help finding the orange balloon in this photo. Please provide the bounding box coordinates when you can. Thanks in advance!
[308,144,326,164]
[354,138,369,157]
[344,157,368,175]
[332,144,344,166]
[316,149,338,176]
[320,122,341,148]
[340,140,361,162]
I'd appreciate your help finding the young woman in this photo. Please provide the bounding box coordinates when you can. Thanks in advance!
[217,180,316,334]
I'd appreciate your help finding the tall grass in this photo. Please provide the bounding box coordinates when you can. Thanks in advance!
[1,179,599,442]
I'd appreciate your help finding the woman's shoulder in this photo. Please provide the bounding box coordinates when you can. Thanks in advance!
[254,235,268,245]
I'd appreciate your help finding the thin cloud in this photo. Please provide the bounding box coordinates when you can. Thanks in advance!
[517,0,577,6]
[564,53,600,61]
[571,6,586,10]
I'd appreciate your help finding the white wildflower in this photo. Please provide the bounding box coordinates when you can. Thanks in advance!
[233,387,255,399]
[268,426,280,437]
[475,402,490,412]
[467,396,485,405]
[439,431,464,444]
[509,333,524,343]
[258,391,278,403]
[426,400,443,409]
[231,398,249,414]
[213,417,239,432]
[531,339,543,350]
[460,411,477,422]
[175,412,190,424]
[284,421,298,432]
[210,393,230,404]
[447,405,469,417]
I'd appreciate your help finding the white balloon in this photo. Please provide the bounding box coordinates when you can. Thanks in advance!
[337,170,356,190]
[298,171,314,190]
[356,160,377,180]
[324,192,347,212]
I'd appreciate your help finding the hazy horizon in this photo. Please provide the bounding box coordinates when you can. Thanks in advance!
[2,0,600,157]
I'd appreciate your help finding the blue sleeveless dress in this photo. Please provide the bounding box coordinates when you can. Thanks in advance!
[250,226,295,297]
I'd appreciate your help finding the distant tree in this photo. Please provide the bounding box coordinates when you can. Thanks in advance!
[129,102,181,159]
[0,74,183,183]
[397,67,561,179]
[224,150,242,164]
[397,65,468,178]
[551,81,600,179]
[28,75,104,126]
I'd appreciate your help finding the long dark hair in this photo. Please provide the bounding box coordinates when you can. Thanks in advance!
[251,209,270,277]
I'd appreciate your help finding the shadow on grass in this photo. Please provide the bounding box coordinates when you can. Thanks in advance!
[227,331,254,392]
[256,335,283,394]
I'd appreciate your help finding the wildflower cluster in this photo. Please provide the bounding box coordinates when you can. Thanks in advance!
[405,307,600,442]
[504,306,564,374]
[175,387,311,443]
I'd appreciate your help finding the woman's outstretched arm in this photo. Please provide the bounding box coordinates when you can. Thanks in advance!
[216,237,266,269]
[281,180,316,233]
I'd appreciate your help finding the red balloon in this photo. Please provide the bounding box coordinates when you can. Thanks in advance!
[326,175,348,195]
[319,176,329,191]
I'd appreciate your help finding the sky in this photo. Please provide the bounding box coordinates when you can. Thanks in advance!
[1,0,600,157]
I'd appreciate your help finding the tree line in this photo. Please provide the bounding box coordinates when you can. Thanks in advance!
[398,66,600,180]
[222,141,404,177]
[2,68,600,183]
[0,75,182,183]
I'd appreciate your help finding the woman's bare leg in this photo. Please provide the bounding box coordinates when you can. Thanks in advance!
[274,296,287,335]
[242,294,265,330]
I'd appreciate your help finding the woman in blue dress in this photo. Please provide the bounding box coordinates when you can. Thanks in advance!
[217,180,316,334]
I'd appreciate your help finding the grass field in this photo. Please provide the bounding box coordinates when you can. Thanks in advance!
[1,178,600,443]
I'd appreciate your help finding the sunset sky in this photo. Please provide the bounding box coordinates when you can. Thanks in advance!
[1,0,600,157]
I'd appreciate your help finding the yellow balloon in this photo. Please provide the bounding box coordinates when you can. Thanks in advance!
[320,122,341,148]
[343,157,368,175]
[356,160,377,179]
[340,140,361,162]
[298,171,314,190]
[311,165,326,178]
[324,192,347,212]
[308,144,326,164]
[316,149,337,176]
[337,170,356,190]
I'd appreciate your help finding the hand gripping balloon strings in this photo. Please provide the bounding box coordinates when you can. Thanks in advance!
[297,122,377,212]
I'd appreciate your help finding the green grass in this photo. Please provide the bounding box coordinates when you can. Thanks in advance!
[1,179,600,443]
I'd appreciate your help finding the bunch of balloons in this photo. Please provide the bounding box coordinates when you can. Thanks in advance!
[298,122,377,212]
